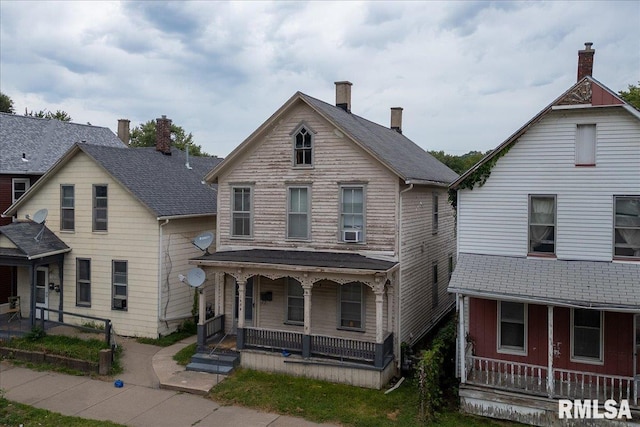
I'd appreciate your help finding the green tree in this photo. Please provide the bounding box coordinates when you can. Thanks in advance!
[429,150,485,174]
[25,109,72,121]
[129,119,208,156]
[0,92,15,113]
[619,82,640,110]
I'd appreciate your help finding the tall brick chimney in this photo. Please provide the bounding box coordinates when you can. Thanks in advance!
[156,115,172,155]
[335,81,352,112]
[390,107,403,134]
[577,42,595,81]
[117,119,130,145]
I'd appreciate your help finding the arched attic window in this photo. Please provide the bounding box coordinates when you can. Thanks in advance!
[292,123,315,167]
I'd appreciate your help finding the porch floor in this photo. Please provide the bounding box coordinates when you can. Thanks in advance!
[204,334,238,353]
[0,313,58,340]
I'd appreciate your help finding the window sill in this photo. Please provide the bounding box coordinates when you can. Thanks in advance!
[92,231,108,234]
[60,230,75,233]
[337,327,366,333]
[76,304,91,308]
[575,164,596,167]
[284,321,303,327]
[230,236,254,240]
[286,238,311,242]
[338,241,366,245]
[570,356,604,366]
[292,165,314,170]
[613,256,640,262]
[527,253,556,259]
[497,347,527,357]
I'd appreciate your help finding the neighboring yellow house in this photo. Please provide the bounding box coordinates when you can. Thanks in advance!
[191,82,459,388]
[3,118,221,338]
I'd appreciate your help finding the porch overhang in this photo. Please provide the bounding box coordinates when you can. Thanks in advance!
[448,253,640,312]
[0,221,71,263]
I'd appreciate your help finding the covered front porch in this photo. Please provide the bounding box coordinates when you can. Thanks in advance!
[191,248,399,388]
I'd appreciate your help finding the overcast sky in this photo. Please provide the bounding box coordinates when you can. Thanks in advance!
[1,1,638,158]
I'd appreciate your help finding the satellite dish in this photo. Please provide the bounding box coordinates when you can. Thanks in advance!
[32,209,48,224]
[193,231,214,254]
[186,268,206,288]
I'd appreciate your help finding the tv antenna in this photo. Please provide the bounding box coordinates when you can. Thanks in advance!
[192,231,214,255]
[181,267,206,288]
[32,209,48,242]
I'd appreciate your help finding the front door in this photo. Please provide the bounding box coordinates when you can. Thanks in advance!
[35,267,48,320]
[234,277,254,329]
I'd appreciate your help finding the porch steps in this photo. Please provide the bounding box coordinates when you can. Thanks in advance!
[186,351,240,375]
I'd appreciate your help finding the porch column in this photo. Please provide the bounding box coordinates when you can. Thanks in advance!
[196,287,206,350]
[547,305,554,397]
[301,279,313,358]
[375,289,385,344]
[237,279,246,329]
[58,255,64,322]
[458,294,466,383]
[215,272,225,315]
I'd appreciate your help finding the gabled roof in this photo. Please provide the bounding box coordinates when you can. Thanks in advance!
[206,91,458,185]
[4,143,223,220]
[0,113,126,175]
[448,253,640,311]
[0,221,70,260]
[451,76,639,190]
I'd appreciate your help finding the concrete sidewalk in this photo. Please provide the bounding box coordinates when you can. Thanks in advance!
[0,335,338,426]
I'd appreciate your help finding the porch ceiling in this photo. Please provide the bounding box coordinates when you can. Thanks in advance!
[448,253,640,311]
[0,221,70,260]
[191,248,397,275]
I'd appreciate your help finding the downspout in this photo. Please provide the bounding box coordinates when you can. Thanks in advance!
[397,183,414,367]
[158,219,169,323]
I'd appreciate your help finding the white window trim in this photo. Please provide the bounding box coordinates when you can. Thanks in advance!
[528,194,557,256]
[230,185,254,239]
[497,301,528,356]
[337,282,365,332]
[290,122,316,168]
[112,260,128,311]
[12,178,30,203]
[431,261,439,308]
[613,195,640,260]
[432,192,439,234]
[76,258,91,307]
[286,186,311,240]
[570,308,604,365]
[575,123,596,166]
[285,278,304,325]
[339,184,366,243]
[60,184,75,231]
[92,184,108,232]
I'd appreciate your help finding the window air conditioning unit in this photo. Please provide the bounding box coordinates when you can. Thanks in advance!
[343,229,361,243]
[113,298,126,310]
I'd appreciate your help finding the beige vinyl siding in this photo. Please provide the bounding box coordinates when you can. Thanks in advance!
[399,185,456,344]
[458,109,640,261]
[217,103,398,253]
[157,217,216,336]
[17,152,160,337]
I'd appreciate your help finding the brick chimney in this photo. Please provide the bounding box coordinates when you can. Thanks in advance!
[390,107,403,134]
[577,42,595,81]
[335,81,352,112]
[156,115,172,155]
[117,119,130,145]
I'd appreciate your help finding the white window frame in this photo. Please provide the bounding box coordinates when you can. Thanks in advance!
[231,185,253,238]
[528,194,556,255]
[92,184,108,232]
[285,278,304,325]
[431,261,439,308]
[292,124,314,168]
[112,260,128,311]
[338,282,365,331]
[571,308,604,364]
[432,192,439,234]
[60,184,75,231]
[448,253,454,282]
[497,301,527,355]
[340,185,365,243]
[613,195,640,260]
[575,123,596,166]
[12,178,30,203]
[287,186,311,240]
[76,258,91,307]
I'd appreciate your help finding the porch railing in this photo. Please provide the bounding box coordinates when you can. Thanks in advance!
[197,314,224,350]
[245,328,304,352]
[312,335,376,361]
[467,355,638,405]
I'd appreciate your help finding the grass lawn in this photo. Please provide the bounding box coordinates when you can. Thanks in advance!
[136,320,196,347]
[0,397,125,427]
[210,368,511,427]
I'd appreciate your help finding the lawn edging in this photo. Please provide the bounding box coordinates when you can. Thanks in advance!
[0,346,111,374]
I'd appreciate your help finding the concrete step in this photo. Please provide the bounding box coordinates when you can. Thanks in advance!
[191,352,239,367]
[186,362,235,375]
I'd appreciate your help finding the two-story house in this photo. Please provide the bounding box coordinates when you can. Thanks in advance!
[0,113,127,308]
[448,44,640,425]
[2,116,222,338]
[191,82,458,389]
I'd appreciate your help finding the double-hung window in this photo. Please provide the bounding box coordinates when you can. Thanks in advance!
[571,309,603,363]
[614,196,640,259]
[340,186,364,243]
[286,278,304,324]
[432,192,439,234]
[431,262,439,308]
[293,127,313,167]
[232,186,252,237]
[575,124,596,166]
[287,187,310,239]
[76,258,91,307]
[112,261,127,310]
[529,195,556,254]
[498,301,526,354]
[60,185,75,231]
[93,185,108,231]
[339,282,363,330]
[12,178,30,203]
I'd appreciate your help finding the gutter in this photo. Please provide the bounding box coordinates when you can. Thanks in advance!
[28,248,72,260]
[404,179,450,188]
[158,219,169,322]
[396,183,414,353]
[157,213,215,221]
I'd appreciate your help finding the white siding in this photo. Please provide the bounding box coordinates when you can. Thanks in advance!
[458,109,640,261]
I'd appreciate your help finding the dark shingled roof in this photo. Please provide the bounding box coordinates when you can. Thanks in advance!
[0,113,126,174]
[78,144,222,218]
[194,249,397,272]
[0,221,70,259]
[448,253,640,310]
[299,93,459,184]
